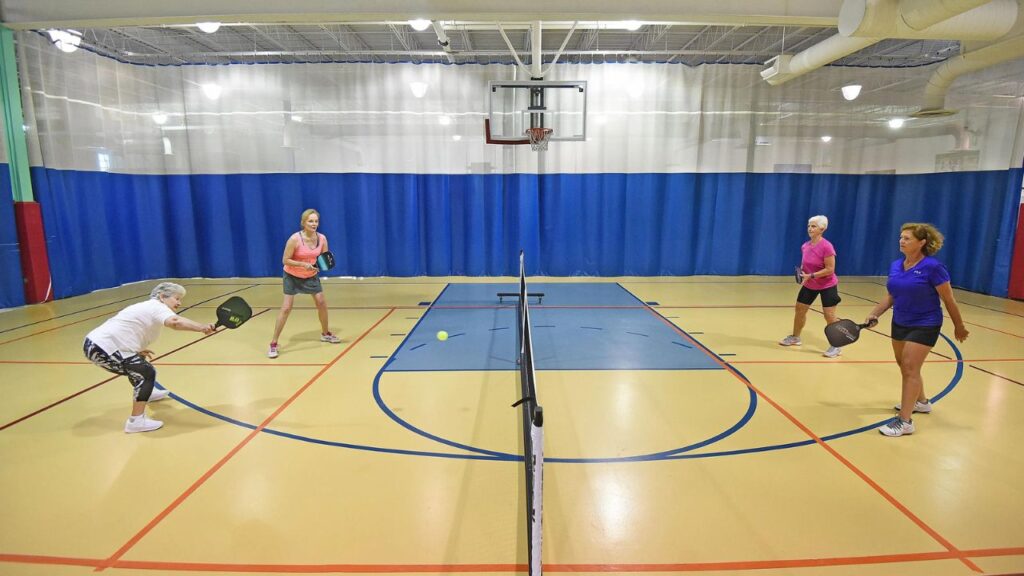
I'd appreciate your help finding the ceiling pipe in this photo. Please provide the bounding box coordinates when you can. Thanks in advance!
[763,0,1018,86]
[914,32,1024,116]
[531,20,542,78]
[430,20,454,63]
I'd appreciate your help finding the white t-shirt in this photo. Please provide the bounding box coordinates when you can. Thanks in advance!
[85,299,177,357]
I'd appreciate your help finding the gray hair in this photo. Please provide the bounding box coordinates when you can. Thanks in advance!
[150,282,186,301]
[808,215,829,230]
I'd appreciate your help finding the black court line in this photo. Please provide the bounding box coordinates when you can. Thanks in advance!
[969,364,1024,387]
[0,292,149,335]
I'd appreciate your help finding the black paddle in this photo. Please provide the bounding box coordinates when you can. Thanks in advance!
[214,296,253,329]
[794,266,803,284]
[316,250,336,272]
[824,318,878,348]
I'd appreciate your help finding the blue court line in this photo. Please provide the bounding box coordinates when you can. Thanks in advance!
[626,332,649,337]
[672,341,693,349]
[489,327,510,331]
[410,343,426,351]
[580,326,603,330]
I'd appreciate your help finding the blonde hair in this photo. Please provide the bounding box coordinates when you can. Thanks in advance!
[150,282,185,301]
[901,222,944,256]
[808,215,828,230]
[299,208,320,228]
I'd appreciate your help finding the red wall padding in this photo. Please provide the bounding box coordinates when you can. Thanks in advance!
[13,201,52,303]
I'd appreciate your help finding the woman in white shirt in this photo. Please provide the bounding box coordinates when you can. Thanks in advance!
[83,282,215,433]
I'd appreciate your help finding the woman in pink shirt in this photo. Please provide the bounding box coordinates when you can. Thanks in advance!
[779,215,843,358]
[268,208,341,358]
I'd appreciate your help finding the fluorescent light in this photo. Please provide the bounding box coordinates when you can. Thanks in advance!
[888,118,905,129]
[622,20,642,31]
[409,19,432,31]
[821,135,832,143]
[47,29,82,53]
[152,112,168,125]
[196,22,221,33]
[841,84,862,101]
[409,81,428,98]
[201,83,222,100]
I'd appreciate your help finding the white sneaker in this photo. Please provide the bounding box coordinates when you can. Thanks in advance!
[879,417,915,437]
[148,388,169,402]
[823,346,842,358]
[125,415,163,434]
[893,400,932,414]
[267,342,279,359]
[779,335,802,346]
[320,332,341,344]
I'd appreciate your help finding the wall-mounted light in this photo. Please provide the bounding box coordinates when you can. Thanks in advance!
[196,22,221,33]
[888,117,905,129]
[841,84,862,101]
[438,115,452,126]
[452,134,462,141]
[408,19,432,31]
[290,114,303,122]
[47,29,82,53]
[201,83,222,100]
[152,112,168,125]
[821,135,832,143]
[409,81,428,98]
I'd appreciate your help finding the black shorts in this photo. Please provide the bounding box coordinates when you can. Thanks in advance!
[796,285,841,308]
[891,322,942,347]
[283,272,323,295]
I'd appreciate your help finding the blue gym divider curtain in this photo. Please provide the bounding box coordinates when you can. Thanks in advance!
[0,164,26,308]
[32,166,1022,300]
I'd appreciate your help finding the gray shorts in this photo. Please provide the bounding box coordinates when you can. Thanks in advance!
[283,272,323,295]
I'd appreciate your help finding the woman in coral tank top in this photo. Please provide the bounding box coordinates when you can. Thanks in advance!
[268,209,341,358]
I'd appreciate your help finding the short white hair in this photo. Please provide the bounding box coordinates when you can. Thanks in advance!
[150,282,186,301]
[808,215,829,230]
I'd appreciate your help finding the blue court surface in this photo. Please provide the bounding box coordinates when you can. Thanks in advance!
[386,283,722,371]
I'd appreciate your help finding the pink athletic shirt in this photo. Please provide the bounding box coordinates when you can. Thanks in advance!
[800,237,838,290]
[283,232,325,279]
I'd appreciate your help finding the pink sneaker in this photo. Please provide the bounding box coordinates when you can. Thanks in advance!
[267,342,279,358]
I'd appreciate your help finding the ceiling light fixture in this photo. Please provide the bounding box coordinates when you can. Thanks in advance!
[622,20,643,31]
[821,135,832,142]
[888,118,905,129]
[152,112,168,125]
[841,84,862,101]
[196,22,221,33]
[409,81,428,98]
[409,19,432,31]
[47,29,82,53]
[290,114,303,122]
[201,83,222,100]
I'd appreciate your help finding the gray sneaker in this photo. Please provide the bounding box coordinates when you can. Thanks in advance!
[893,400,932,414]
[823,346,842,358]
[779,335,802,346]
[879,417,915,437]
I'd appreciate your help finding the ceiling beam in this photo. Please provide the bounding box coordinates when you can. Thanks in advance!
[0,0,842,30]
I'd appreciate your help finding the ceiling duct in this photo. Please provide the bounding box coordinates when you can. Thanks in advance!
[913,32,1024,116]
[763,0,1018,86]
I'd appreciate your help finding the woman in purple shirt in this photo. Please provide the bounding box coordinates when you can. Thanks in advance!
[865,223,969,437]
[779,215,844,358]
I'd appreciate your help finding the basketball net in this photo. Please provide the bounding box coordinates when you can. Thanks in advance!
[525,127,553,152]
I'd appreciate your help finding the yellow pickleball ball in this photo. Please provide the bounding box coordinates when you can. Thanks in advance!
[436,330,449,341]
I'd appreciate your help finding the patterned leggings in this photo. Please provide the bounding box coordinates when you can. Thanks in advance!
[83,338,157,402]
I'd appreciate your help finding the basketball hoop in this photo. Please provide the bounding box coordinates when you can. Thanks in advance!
[525,127,553,151]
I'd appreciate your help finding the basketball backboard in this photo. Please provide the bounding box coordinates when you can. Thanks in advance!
[485,80,587,146]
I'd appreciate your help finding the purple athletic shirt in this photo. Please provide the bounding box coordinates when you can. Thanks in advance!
[887,256,950,326]
[800,238,838,290]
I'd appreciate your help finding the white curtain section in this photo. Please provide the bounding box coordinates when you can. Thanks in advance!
[15,31,1024,176]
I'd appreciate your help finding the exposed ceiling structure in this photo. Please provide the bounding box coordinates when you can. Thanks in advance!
[31,23,965,68]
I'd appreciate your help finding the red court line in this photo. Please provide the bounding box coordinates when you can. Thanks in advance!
[646,308,983,573]
[4,547,1023,573]
[96,308,396,572]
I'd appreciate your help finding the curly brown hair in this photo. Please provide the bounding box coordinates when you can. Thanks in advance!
[901,222,944,256]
